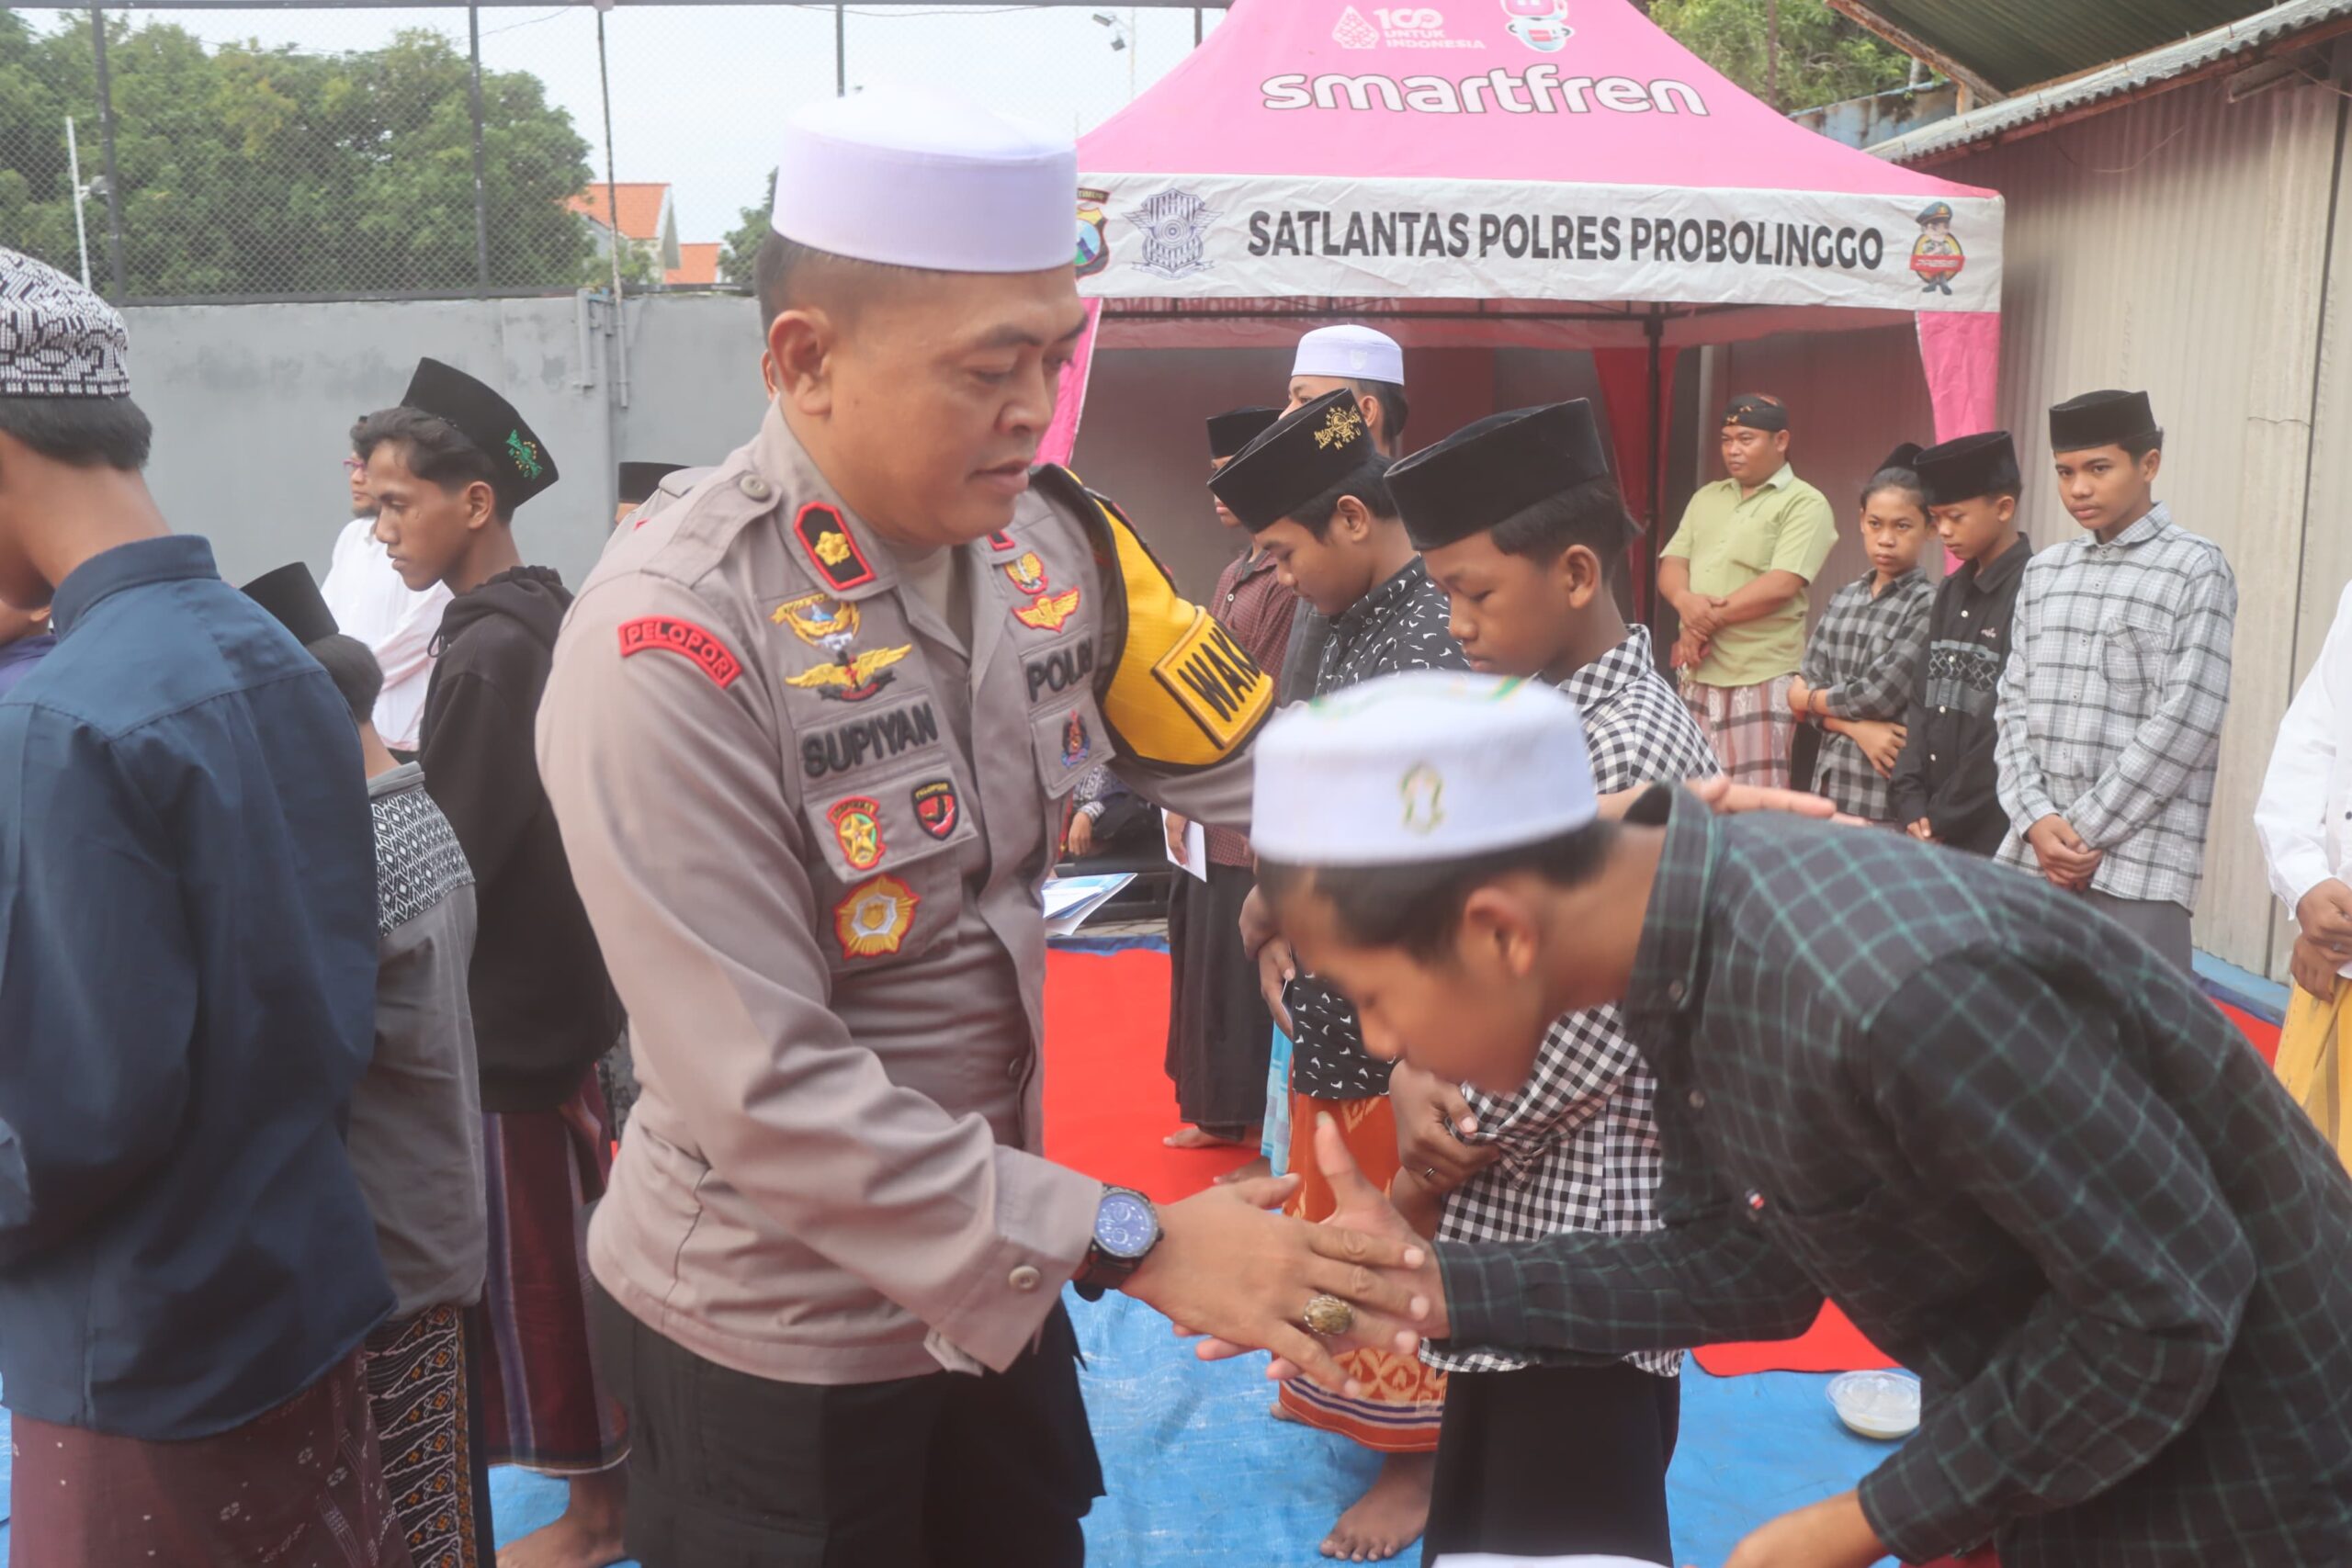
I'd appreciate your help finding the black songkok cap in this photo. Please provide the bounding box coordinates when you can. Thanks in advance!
[1207,389,1381,532]
[1912,430,2020,506]
[618,461,686,505]
[242,562,339,647]
[1874,441,1924,475]
[398,356,559,513]
[1206,406,1281,461]
[2049,389,2157,454]
[1389,400,1614,551]
[1722,392,1789,434]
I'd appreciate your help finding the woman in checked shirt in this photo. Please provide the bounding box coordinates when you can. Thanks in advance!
[1787,446,1937,825]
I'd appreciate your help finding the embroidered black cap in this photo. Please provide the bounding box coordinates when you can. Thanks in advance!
[1722,391,1789,433]
[241,562,339,647]
[1207,389,1382,532]
[617,461,686,506]
[399,357,559,513]
[2049,389,2158,454]
[1389,400,1615,551]
[1912,430,2021,506]
[1206,406,1281,461]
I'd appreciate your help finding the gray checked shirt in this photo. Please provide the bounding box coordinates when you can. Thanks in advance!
[1800,569,1935,822]
[1428,626,1720,1379]
[1994,504,2235,910]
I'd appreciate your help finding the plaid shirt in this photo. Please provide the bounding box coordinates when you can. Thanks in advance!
[1436,791,2352,1565]
[1995,505,2235,909]
[1799,569,1933,821]
[1203,548,1297,867]
[1429,625,1719,1378]
[1286,558,1470,1100]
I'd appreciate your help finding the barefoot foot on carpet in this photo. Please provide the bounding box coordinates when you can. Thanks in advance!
[1214,1156,1272,1187]
[497,1472,628,1568]
[1319,1451,1433,1562]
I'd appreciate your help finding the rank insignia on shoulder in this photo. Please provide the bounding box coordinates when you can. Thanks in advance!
[795,502,876,592]
[1004,551,1049,596]
[785,643,913,704]
[988,530,1019,552]
[617,615,743,689]
[1062,710,1091,769]
[1014,587,1082,633]
[827,795,886,872]
[836,874,919,960]
[912,779,959,840]
[773,592,860,649]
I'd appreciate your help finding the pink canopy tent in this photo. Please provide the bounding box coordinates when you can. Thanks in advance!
[1042,0,2002,598]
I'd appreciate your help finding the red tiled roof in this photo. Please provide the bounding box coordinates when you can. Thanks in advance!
[566,183,670,243]
[666,242,721,286]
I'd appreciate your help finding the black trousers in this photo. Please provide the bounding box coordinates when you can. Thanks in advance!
[1421,1360,1682,1567]
[590,1283,1102,1567]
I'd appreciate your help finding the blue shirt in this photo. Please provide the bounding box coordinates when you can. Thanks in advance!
[0,633,52,700]
[0,535,391,1439]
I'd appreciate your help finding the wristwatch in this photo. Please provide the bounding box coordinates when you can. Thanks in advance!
[1072,1185,1161,1301]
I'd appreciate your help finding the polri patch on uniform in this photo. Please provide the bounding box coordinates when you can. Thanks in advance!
[1024,639,1096,704]
[1015,587,1082,633]
[1149,609,1266,750]
[617,615,743,688]
[1004,551,1050,596]
[827,795,887,872]
[836,874,919,959]
[912,779,959,840]
[1062,710,1091,769]
[795,502,876,592]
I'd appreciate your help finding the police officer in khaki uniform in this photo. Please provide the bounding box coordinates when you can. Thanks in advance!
[536,87,1421,1567]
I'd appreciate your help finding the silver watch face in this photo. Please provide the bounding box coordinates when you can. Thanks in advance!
[1094,1190,1158,1259]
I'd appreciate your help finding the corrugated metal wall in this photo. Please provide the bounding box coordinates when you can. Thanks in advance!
[1729,74,2348,976]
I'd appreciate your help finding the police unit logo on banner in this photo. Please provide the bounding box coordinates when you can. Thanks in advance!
[1125,189,1216,280]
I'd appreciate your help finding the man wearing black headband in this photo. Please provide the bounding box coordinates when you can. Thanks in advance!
[1658,392,1837,790]
[1992,390,2234,974]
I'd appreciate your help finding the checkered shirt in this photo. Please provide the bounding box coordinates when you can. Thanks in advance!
[1427,626,1721,1378]
[1436,791,2352,1565]
[1799,569,1934,820]
[1285,558,1470,1101]
[1994,506,2235,909]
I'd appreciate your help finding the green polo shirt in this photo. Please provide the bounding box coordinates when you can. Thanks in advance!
[1661,463,1837,689]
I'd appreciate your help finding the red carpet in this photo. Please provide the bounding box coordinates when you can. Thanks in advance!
[1041,947,2288,1378]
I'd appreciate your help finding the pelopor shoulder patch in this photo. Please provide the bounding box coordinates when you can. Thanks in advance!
[618,615,743,688]
[1031,466,1272,770]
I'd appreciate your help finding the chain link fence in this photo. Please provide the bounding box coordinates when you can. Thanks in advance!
[0,3,1220,303]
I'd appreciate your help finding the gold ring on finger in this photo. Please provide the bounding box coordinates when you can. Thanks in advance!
[1302,1293,1354,1337]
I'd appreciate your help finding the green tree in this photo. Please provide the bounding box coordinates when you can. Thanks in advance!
[1650,0,1915,113]
[718,168,775,287]
[0,10,594,298]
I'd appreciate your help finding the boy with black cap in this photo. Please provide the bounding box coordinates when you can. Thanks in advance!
[355,357,629,1567]
[1210,386,1463,1561]
[1165,404,1293,1161]
[1384,400,1720,1565]
[1995,390,2234,974]
[1889,431,2032,856]
[1658,392,1838,789]
[1229,671,2352,1568]
[243,561,495,1568]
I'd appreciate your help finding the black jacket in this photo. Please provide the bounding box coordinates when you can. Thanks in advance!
[1887,535,2031,856]
[421,566,620,1111]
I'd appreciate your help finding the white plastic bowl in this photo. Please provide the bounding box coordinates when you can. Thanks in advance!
[1827,1370,1921,1440]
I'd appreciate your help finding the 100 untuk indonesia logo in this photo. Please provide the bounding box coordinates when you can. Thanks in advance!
[1330,0,1576,51]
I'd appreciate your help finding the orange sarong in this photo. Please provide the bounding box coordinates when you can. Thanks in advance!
[1275,1091,1445,1452]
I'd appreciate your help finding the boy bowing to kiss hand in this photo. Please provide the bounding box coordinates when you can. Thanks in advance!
[1229,673,2352,1568]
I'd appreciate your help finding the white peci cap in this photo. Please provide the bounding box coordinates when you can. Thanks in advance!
[1293,324,1405,385]
[771,85,1080,274]
[1250,672,1598,867]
